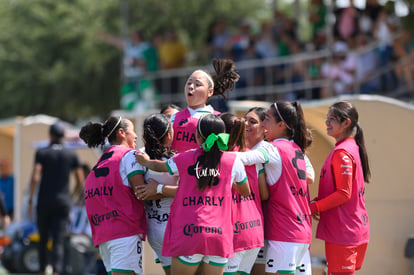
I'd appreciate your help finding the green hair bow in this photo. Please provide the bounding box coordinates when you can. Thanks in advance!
[203,133,229,152]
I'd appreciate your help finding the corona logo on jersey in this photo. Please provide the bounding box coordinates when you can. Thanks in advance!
[90,210,119,226]
[233,219,261,234]
[183,224,223,237]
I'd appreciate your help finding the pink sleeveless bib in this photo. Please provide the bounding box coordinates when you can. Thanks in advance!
[162,148,236,258]
[263,140,312,243]
[316,137,369,246]
[85,146,146,246]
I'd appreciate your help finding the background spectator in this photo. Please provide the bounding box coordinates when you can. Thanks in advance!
[158,30,187,70]
[0,159,14,219]
[354,33,382,94]
[206,19,232,60]
[228,18,254,62]
[97,30,150,79]
[309,0,327,41]
[393,29,414,94]
[28,121,85,275]
[374,1,400,92]
[320,41,354,97]
[334,0,361,41]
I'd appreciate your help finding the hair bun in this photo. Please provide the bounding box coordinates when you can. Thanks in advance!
[212,59,240,98]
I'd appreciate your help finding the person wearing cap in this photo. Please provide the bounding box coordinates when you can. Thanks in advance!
[28,121,85,275]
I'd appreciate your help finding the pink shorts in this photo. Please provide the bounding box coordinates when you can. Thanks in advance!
[325,242,368,274]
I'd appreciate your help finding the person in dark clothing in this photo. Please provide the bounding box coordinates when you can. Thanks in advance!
[27,121,84,275]
[0,190,10,229]
[0,159,14,219]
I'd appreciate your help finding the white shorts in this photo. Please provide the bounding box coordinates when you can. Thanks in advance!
[147,218,171,268]
[99,235,143,274]
[254,244,267,264]
[177,254,228,267]
[296,249,311,275]
[224,247,260,274]
[265,241,309,274]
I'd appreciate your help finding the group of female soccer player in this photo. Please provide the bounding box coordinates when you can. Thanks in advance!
[79,58,371,275]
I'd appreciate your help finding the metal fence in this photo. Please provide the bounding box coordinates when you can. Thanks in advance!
[126,39,411,109]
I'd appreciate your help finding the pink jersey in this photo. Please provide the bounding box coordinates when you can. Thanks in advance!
[263,139,312,243]
[171,107,220,153]
[316,137,369,246]
[162,148,237,258]
[85,146,146,246]
[232,163,264,252]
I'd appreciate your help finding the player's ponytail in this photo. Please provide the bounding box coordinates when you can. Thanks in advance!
[196,114,227,191]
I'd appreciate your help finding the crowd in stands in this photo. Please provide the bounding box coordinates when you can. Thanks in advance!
[201,0,413,100]
[105,0,414,106]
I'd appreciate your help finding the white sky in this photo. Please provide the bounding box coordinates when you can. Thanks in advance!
[335,0,409,16]
[335,0,384,8]
[280,0,409,17]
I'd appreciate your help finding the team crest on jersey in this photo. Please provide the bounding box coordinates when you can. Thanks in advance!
[92,151,114,177]
[178,118,188,126]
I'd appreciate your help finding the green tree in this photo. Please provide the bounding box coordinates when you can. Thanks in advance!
[0,0,122,122]
[0,0,269,122]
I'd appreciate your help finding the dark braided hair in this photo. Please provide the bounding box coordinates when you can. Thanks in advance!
[143,113,174,160]
[211,58,240,98]
[79,116,126,148]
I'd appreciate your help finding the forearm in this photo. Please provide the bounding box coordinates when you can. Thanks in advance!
[158,185,177,197]
[238,149,267,166]
[149,160,168,172]
[233,180,250,197]
[311,150,353,214]
[72,167,85,197]
[28,181,36,203]
[258,172,269,201]
[144,185,177,200]
[311,189,351,213]
[141,159,168,173]
[29,164,41,202]
[129,174,146,198]
[135,179,177,201]
[0,198,7,217]
[145,194,164,200]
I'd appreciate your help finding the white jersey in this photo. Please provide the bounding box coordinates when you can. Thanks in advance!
[250,140,270,175]
[136,148,179,267]
[136,148,179,224]
[238,139,314,186]
[118,146,141,187]
[143,162,178,224]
